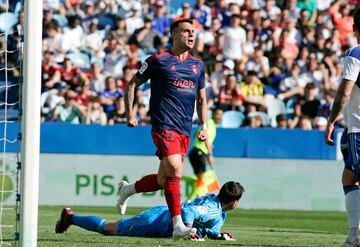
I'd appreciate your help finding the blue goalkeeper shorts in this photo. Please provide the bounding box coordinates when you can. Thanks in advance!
[116,206,173,237]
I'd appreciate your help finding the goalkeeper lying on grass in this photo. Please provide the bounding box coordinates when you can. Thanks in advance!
[55,181,244,241]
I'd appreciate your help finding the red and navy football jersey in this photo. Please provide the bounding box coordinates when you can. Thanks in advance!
[136,50,205,137]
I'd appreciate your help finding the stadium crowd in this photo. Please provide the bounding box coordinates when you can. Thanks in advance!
[2,0,359,129]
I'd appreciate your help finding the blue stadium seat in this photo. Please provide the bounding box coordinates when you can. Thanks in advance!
[66,53,91,70]
[52,14,68,27]
[0,12,18,33]
[98,16,115,30]
[285,98,297,119]
[266,98,286,127]
[221,111,244,128]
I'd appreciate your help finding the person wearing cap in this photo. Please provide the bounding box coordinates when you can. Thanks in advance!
[152,0,172,37]
[129,15,162,54]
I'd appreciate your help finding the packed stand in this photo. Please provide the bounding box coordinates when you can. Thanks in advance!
[2,0,359,128]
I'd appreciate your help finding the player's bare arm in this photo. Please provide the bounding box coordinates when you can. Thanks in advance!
[324,79,354,145]
[125,76,144,127]
[197,88,207,142]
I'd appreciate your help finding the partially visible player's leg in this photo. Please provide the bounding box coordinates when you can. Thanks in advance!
[159,153,196,239]
[116,173,163,215]
[55,208,114,235]
[342,132,360,247]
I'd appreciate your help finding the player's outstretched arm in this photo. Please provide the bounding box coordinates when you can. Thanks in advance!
[125,76,144,127]
[197,88,208,142]
[325,79,354,145]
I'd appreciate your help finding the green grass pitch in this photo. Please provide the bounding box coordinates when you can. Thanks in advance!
[2,206,349,246]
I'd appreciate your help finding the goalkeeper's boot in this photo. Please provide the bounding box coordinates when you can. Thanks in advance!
[55,208,74,234]
[116,181,130,215]
[173,226,197,240]
[341,238,360,247]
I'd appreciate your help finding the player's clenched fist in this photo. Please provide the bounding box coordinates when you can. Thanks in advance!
[197,129,207,142]
[127,116,138,127]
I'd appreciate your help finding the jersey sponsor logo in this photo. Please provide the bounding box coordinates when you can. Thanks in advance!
[192,64,198,75]
[196,206,208,215]
[173,79,195,88]
[170,65,176,71]
[139,62,148,74]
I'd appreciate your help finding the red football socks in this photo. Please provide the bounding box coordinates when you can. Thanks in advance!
[164,176,181,217]
[134,174,162,193]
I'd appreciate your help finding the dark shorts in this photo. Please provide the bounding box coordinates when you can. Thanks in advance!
[189,148,208,175]
[344,132,360,178]
[151,129,190,160]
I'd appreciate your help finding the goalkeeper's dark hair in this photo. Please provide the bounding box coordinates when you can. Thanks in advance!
[218,181,244,204]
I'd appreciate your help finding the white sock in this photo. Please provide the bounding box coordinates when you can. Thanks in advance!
[345,189,360,241]
[172,215,186,229]
[124,183,137,197]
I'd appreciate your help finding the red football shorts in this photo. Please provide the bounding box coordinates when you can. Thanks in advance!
[151,129,190,160]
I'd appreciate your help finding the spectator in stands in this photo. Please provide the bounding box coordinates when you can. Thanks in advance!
[297,0,317,23]
[118,66,134,92]
[59,57,88,91]
[135,103,150,125]
[246,114,263,128]
[87,62,106,93]
[63,15,84,52]
[111,17,130,46]
[99,76,124,121]
[217,74,243,111]
[83,22,103,56]
[41,81,69,122]
[260,0,281,21]
[222,14,246,62]
[42,8,59,38]
[244,46,270,81]
[276,114,288,129]
[192,0,212,30]
[84,97,107,125]
[42,50,61,91]
[301,82,320,119]
[278,63,305,100]
[297,115,312,130]
[152,0,172,37]
[103,37,125,77]
[240,71,265,106]
[129,15,162,54]
[313,116,327,130]
[43,22,68,63]
[52,91,84,124]
[328,0,353,47]
[125,2,144,35]
[210,59,234,89]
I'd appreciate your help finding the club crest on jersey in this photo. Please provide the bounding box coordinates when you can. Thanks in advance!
[192,64,198,74]
[139,62,148,74]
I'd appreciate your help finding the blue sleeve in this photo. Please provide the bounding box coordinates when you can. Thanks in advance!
[181,207,198,226]
[205,214,226,237]
[198,62,205,90]
[135,55,155,83]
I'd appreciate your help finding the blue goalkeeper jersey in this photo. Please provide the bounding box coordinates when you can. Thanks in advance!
[116,193,226,238]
